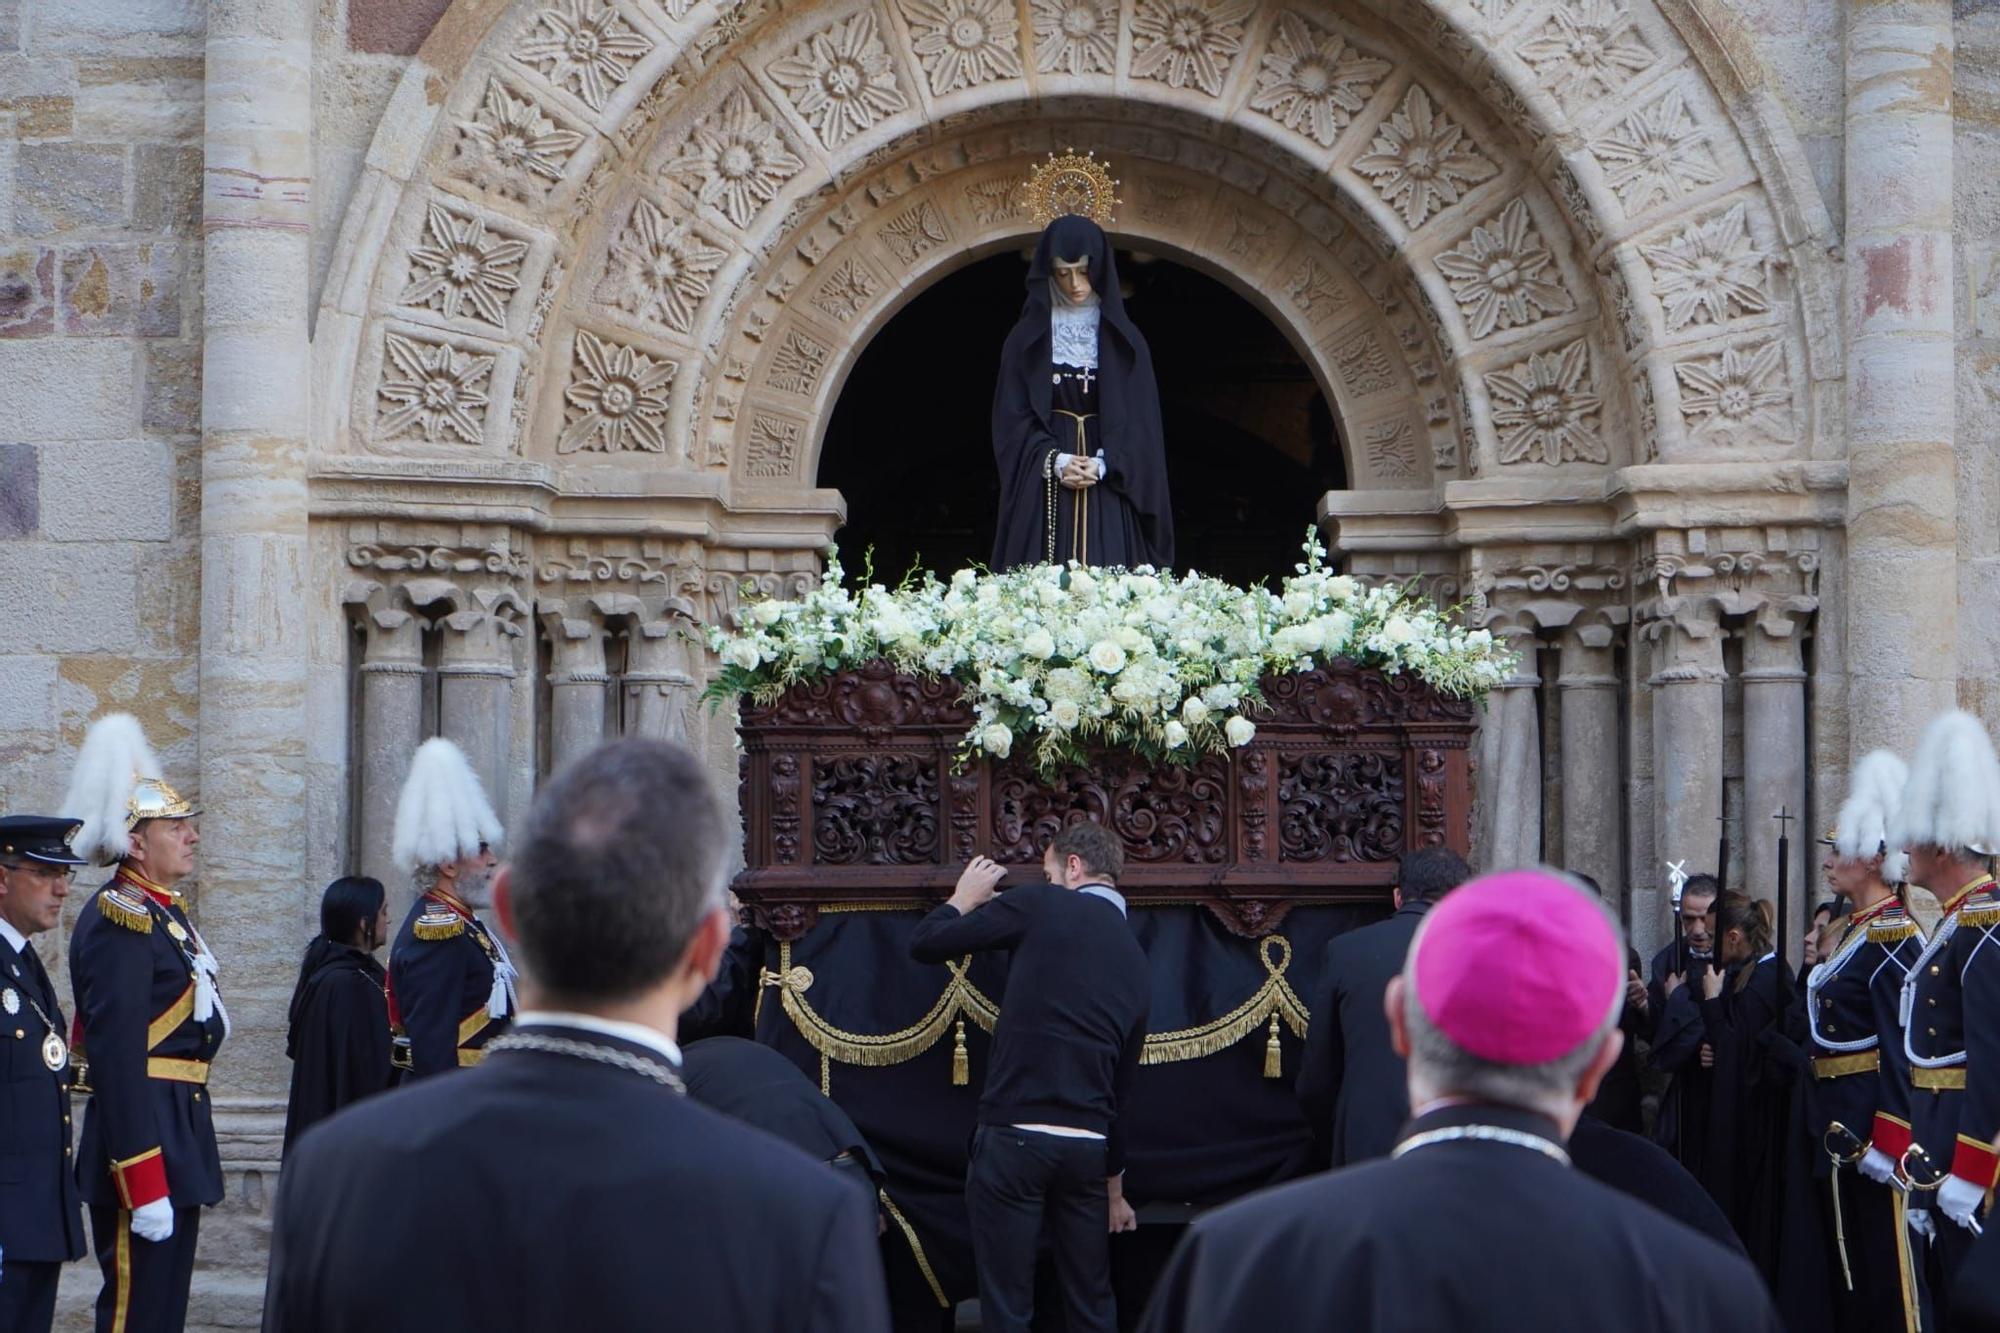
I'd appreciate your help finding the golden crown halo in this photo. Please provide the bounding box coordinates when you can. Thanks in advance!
[1021,149,1120,228]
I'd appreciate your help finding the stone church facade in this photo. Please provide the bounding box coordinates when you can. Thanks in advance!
[0,0,1994,1322]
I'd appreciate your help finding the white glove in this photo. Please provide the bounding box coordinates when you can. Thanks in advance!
[1907,1207,1936,1241]
[1938,1175,1987,1231]
[130,1198,174,1243]
[1859,1147,1901,1187]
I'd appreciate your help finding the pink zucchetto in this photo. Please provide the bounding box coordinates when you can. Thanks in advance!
[1408,869,1625,1066]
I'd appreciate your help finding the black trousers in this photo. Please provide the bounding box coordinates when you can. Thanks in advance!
[964,1126,1113,1333]
[1822,1167,1924,1333]
[89,1204,200,1333]
[0,1257,61,1333]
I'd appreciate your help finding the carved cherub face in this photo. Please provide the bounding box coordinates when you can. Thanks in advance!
[1053,257,1092,306]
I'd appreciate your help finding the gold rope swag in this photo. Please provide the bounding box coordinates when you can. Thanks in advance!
[769,923,1309,1083]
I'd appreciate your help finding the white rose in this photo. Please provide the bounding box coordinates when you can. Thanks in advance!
[1466,628,1493,649]
[1163,720,1190,748]
[1203,683,1240,710]
[1115,626,1147,653]
[751,600,786,627]
[1282,589,1315,619]
[951,568,978,592]
[1049,699,1081,730]
[1225,716,1257,747]
[980,723,1013,758]
[1069,568,1096,595]
[1088,640,1127,674]
[1023,629,1056,660]
[1182,697,1210,725]
[722,640,762,670]
[1381,615,1416,646]
[1326,575,1359,602]
[1318,611,1355,651]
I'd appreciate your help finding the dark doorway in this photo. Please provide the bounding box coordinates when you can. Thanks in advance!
[816,246,1346,587]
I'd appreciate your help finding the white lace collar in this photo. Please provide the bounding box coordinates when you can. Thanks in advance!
[1050,293,1100,369]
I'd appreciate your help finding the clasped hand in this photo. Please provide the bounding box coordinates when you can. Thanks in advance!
[1059,457,1098,491]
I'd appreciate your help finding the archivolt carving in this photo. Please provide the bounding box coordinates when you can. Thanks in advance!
[317,0,1839,520]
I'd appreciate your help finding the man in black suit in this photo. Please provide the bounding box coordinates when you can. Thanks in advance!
[264,739,890,1332]
[1138,869,1782,1333]
[0,815,90,1333]
[682,1034,884,1205]
[909,821,1150,1333]
[1295,846,1471,1166]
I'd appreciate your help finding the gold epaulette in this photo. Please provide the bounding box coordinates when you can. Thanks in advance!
[412,911,465,941]
[98,886,154,934]
[1870,907,1920,944]
[1958,886,2000,930]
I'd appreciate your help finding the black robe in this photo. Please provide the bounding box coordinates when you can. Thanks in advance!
[991,215,1172,571]
[264,1020,890,1332]
[282,937,396,1153]
[1703,957,1832,1330]
[1136,1103,1782,1333]
[1649,942,1716,1178]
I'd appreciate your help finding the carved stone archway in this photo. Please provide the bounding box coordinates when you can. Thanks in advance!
[308,0,1842,960]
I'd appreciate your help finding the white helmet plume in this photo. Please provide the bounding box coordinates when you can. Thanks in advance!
[62,713,165,865]
[391,738,503,873]
[1889,711,2000,857]
[1834,750,1910,885]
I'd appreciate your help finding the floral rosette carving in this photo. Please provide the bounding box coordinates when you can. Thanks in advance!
[705,530,1511,781]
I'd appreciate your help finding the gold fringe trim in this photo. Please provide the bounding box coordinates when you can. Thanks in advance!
[774,942,999,1078]
[1871,919,1920,943]
[775,932,1309,1079]
[880,1189,951,1309]
[1958,906,2000,930]
[413,913,465,941]
[1142,935,1307,1068]
[98,887,153,934]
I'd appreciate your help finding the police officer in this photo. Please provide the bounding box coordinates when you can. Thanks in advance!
[61,713,226,1333]
[1887,710,2000,1314]
[385,737,514,1077]
[0,815,89,1333]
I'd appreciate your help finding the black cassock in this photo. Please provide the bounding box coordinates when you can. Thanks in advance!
[1136,1103,1782,1333]
[991,215,1172,571]
[1649,942,1717,1179]
[281,937,397,1153]
[1702,957,1832,1330]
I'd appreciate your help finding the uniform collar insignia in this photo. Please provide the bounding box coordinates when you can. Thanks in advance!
[1939,874,1995,918]
[115,865,179,907]
[427,888,475,920]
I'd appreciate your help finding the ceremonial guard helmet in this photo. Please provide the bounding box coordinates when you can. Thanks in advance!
[60,713,196,866]
[391,737,503,874]
[1825,750,1911,884]
[1889,710,2000,858]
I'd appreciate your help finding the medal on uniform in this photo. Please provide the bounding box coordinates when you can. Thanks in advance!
[42,1030,66,1071]
[1,986,17,1015]
[167,920,189,942]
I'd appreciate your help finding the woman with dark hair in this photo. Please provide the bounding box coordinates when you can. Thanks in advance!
[1701,890,1831,1328]
[282,876,396,1152]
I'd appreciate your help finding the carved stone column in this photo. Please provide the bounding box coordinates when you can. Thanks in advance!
[1472,616,1542,872]
[1742,604,1812,923]
[543,607,609,773]
[437,588,527,811]
[625,607,702,744]
[344,582,426,894]
[1646,607,1727,888]
[1558,620,1622,896]
[1844,0,1956,756]
[196,0,314,1102]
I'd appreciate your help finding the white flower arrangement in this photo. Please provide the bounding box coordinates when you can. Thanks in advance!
[705,530,1514,779]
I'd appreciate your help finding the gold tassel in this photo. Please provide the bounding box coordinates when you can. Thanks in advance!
[97,888,153,934]
[413,913,465,941]
[1958,905,2000,930]
[1263,1011,1282,1079]
[1870,920,1919,943]
[952,1018,969,1086]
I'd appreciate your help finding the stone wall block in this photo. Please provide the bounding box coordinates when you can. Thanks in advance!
[75,55,205,141]
[0,651,55,735]
[0,439,36,536]
[59,245,136,335]
[38,439,175,540]
[13,143,127,236]
[0,339,136,439]
[0,246,55,336]
[33,0,203,53]
[143,338,202,435]
[347,0,452,55]
[0,542,138,652]
[133,143,203,232]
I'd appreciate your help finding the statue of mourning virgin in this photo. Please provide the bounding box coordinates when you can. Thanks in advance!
[990,152,1175,572]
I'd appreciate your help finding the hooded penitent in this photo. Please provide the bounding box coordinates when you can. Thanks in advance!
[990,213,1174,571]
[391,736,503,874]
